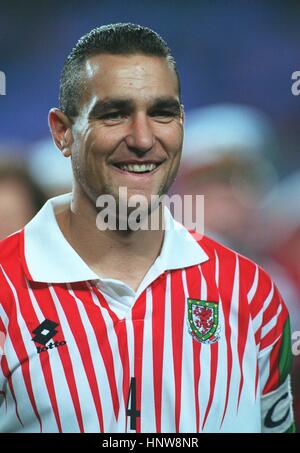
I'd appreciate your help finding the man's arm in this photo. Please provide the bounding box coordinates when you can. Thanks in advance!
[257,284,295,433]
[0,314,7,429]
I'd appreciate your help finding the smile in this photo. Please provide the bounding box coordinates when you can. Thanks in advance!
[112,162,163,174]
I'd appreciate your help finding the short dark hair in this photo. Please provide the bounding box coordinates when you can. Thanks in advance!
[59,23,181,119]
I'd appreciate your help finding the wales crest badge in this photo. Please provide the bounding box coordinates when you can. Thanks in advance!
[187,298,220,344]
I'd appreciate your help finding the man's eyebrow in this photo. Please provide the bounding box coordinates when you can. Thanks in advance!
[89,99,134,117]
[149,98,182,111]
[88,97,181,117]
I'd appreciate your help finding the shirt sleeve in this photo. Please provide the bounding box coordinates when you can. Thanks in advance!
[256,281,295,433]
[0,313,7,419]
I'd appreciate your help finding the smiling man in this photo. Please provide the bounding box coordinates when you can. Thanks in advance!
[48,41,183,291]
[0,23,295,433]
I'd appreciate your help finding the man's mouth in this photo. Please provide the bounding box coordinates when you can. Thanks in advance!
[113,162,162,174]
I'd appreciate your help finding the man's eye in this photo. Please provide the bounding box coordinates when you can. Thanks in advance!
[101,112,127,121]
[151,111,179,121]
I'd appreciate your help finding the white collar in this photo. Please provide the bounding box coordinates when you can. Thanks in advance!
[23,193,209,287]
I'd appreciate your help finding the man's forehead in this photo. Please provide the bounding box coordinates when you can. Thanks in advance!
[85,52,174,72]
[84,53,178,89]
[85,54,152,77]
[81,54,178,109]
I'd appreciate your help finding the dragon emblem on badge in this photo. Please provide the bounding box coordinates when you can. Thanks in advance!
[187,298,220,344]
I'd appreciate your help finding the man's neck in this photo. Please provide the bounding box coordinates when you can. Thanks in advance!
[55,189,165,292]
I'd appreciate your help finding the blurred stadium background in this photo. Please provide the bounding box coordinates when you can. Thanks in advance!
[0,0,299,430]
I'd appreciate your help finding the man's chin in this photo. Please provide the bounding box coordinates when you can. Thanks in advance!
[94,183,167,232]
[95,196,164,232]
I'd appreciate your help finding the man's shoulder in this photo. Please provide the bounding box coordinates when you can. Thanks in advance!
[191,231,274,288]
[193,231,255,266]
[193,233,289,329]
[0,231,25,308]
[0,230,23,266]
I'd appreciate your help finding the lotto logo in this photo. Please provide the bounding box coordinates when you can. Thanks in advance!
[32,319,59,346]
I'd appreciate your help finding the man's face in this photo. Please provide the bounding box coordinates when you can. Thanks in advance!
[69,53,183,210]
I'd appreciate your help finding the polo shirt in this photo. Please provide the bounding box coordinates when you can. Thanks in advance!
[0,193,295,432]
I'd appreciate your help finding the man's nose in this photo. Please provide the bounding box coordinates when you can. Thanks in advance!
[125,113,155,153]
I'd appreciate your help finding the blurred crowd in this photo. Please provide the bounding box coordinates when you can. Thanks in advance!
[0,103,299,429]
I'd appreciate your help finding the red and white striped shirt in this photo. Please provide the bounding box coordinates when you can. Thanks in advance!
[0,194,294,432]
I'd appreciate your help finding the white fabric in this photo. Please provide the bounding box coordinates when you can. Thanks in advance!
[261,375,294,433]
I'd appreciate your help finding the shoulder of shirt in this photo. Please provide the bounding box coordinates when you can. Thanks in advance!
[190,229,251,264]
[193,231,290,328]
[0,231,24,308]
[189,229,277,289]
[0,229,22,264]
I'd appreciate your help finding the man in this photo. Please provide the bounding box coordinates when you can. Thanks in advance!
[0,23,295,433]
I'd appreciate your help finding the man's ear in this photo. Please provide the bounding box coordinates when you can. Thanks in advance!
[48,108,73,157]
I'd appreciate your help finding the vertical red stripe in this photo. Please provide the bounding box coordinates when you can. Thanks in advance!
[192,342,201,432]
[115,320,130,432]
[185,266,202,433]
[249,267,272,320]
[0,317,6,335]
[19,229,33,281]
[151,274,167,433]
[202,343,218,430]
[263,338,281,394]
[236,257,251,409]
[199,250,219,430]
[214,248,235,428]
[132,292,147,433]
[170,269,185,432]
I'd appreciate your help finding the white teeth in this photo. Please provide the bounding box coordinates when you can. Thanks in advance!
[120,163,157,173]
